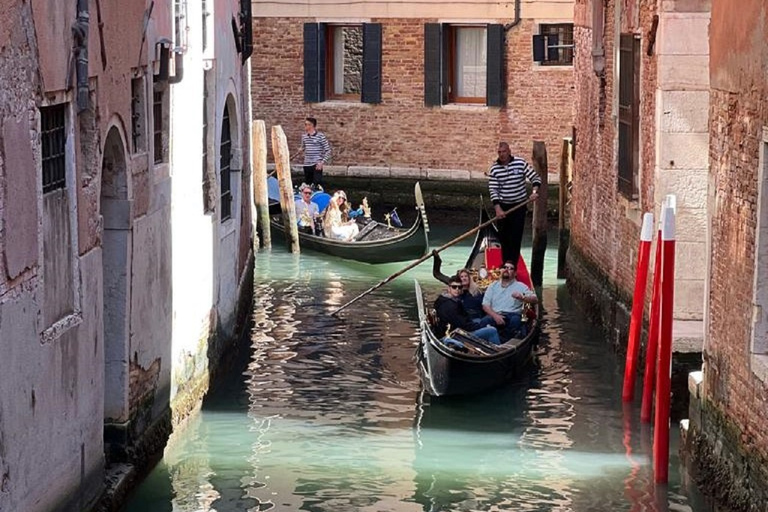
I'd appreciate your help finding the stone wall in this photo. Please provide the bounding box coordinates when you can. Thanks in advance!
[251,18,575,177]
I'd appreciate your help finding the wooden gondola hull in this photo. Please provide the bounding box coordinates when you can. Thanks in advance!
[269,215,428,264]
[414,206,539,397]
[417,325,536,396]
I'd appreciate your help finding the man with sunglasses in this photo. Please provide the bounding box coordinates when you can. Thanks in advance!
[434,275,501,345]
[294,183,320,234]
[482,261,538,340]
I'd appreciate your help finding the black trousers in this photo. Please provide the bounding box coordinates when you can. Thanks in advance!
[496,203,527,266]
[303,165,324,187]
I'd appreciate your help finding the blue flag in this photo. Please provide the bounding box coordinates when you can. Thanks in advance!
[390,208,403,227]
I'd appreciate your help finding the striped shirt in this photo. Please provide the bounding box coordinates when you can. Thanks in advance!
[488,156,542,205]
[300,131,332,166]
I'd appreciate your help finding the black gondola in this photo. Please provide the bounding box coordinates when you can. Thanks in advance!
[414,208,539,397]
[269,182,430,265]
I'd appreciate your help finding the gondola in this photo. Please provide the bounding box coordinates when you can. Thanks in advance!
[269,181,430,265]
[414,207,539,397]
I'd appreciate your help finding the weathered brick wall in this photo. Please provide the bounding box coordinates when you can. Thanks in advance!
[251,18,574,176]
[569,0,658,327]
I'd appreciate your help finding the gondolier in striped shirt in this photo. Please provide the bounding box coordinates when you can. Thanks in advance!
[297,117,332,189]
[488,141,542,266]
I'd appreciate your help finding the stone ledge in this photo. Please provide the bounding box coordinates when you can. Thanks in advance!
[688,370,703,399]
[267,163,561,184]
[673,319,704,353]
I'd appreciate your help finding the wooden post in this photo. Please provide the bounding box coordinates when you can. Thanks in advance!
[557,137,573,278]
[271,125,299,253]
[530,141,548,287]
[252,120,271,248]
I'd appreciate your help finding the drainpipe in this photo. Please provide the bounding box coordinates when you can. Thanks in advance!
[504,0,522,31]
[74,0,90,112]
[592,0,606,76]
[169,49,184,84]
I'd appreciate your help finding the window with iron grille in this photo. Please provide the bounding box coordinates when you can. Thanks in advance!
[220,106,232,222]
[41,104,67,193]
[131,77,146,153]
[618,34,640,198]
[538,24,574,66]
[153,89,166,164]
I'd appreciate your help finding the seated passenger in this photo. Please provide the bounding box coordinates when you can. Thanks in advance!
[431,251,493,327]
[482,260,538,340]
[323,190,360,241]
[434,275,500,345]
[294,183,320,234]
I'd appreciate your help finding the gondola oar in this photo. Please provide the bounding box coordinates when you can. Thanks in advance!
[329,197,535,316]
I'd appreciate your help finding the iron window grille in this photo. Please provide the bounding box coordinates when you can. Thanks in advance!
[220,106,232,222]
[41,104,67,193]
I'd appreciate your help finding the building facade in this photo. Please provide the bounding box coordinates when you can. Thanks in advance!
[567,0,709,352]
[685,1,768,508]
[251,0,575,180]
[0,1,253,511]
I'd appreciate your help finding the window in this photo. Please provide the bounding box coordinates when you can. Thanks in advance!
[131,77,146,153]
[328,25,363,100]
[41,104,67,193]
[424,24,504,107]
[304,23,382,104]
[752,129,768,363]
[618,34,640,199]
[153,90,164,164]
[220,105,232,222]
[535,24,574,66]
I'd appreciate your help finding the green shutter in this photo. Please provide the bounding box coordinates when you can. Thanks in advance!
[362,23,382,104]
[424,23,442,106]
[486,24,504,107]
[303,23,326,103]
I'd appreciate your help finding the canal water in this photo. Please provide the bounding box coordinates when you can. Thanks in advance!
[122,211,720,512]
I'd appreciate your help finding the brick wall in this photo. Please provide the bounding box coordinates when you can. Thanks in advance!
[569,0,658,327]
[251,18,574,176]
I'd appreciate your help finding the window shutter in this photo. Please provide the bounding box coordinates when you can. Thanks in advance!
[532,34,546,62]
[303,23,326,103]
[362,23,382,104]
[486,24,504,107]
[424,23,442,106]
[240,0,253,63]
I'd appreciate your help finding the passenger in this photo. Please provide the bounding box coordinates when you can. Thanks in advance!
[434,275,500,345]
[431,251,493,327]
[482,260,538,340]
[323,190,360,241]
[294,183,320,234]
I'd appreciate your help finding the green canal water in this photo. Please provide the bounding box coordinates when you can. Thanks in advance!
[122,212,720,512]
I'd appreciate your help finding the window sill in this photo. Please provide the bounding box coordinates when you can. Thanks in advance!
[440,104,491,112]
[318,100,371,108]
[536,64,574,69]
[752,354,768,384]
[41,312,83,345]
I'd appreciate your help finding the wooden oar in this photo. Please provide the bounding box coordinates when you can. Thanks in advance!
[329,198,535,316]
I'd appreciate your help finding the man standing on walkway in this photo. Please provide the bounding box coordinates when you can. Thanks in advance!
[488,141,542,265]
[297,117,332,189]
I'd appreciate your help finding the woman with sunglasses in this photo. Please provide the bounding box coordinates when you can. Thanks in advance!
[434,275,500,346]
[323,190,360,241]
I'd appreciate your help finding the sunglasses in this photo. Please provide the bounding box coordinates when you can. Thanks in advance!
[302,191,312,195]
[503,265,515,270]
[449,284,463,290]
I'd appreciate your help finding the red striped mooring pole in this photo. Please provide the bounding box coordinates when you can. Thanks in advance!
[622,213,654,402]
[653,202,676,484]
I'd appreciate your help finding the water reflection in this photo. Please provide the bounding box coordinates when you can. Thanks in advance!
[122,224,718,512]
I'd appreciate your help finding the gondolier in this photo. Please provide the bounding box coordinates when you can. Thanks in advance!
[488,141,542,266]
[297,117,332,189]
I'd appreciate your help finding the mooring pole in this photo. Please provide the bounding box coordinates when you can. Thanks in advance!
[271,125,299,253]
[530,141,548,287]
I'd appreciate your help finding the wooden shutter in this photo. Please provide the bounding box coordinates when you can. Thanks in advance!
[424,23,442,106]
[240,0,253,63]
[362,23,382,104]
[532,34,546,62]
[618,34,640,198]
[303,23,326,103]
[486,24,504,107]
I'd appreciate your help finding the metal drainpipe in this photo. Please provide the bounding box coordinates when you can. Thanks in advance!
[75,0,90,112]
[504,0,522,31]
